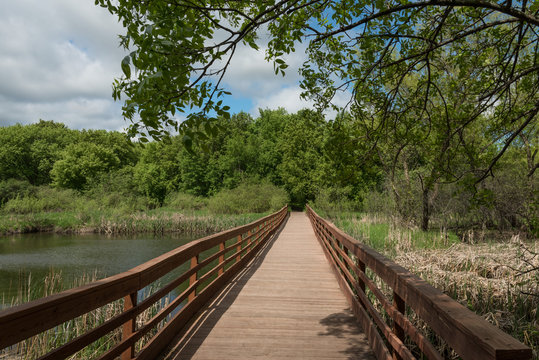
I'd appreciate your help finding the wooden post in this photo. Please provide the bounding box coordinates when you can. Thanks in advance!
[236,234,242,263]
[255,225,260,244]
[357,259,366,294]
[218,242,225,276]
[121,292,137,360]
[188,255,198,302]
[247,229,252,251]
[393,291,406,360]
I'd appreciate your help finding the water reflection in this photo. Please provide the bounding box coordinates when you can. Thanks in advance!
[0,232,199,304]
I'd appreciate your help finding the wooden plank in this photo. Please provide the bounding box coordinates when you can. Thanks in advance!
[307,206,532,360]
[160,212,375,360]
[121,292,137,360]
[0,206,287,355]
[189,256,199,302]
[0,271,140,348]
[138,214,286,360]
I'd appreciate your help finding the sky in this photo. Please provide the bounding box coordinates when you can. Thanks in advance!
[0,0,342,132]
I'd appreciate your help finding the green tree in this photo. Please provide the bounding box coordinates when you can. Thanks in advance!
[134,139,182,203]
[51,142,121,191]
[80,129,138,167]
[278,109,326,208]
[252,108,290,186]
[354,60,498,229]
[322,112,383,202]
[97,0,538,161]
[0,121,77,185]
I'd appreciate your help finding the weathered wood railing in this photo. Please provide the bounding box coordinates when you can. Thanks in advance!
[306,205,532,360]
[0,206,288,360]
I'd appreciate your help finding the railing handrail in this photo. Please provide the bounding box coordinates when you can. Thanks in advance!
[0,206,288,359]
[306,205,531,360]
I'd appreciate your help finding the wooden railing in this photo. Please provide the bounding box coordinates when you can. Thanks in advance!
[0,206,288,360]
[306,205,532,360]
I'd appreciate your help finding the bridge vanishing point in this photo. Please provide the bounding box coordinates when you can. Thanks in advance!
[0,206,532,360]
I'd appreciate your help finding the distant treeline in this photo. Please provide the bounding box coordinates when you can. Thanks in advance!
[0,109,537,235]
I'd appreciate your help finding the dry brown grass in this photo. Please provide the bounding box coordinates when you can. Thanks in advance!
[328,209,538,358]
[395,235,539,358]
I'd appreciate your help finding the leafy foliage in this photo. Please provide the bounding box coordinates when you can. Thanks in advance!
[97,1,538,164]
[1,113,536,235]
[51,142,122,191]
[0,120,77,185]
[207,181,289,214]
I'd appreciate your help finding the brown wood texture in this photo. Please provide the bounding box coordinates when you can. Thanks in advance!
[121,292,138,360]
[137,213,285,360]
[160,212,375,360]
[306,205,532,360]
[0,206,287,358]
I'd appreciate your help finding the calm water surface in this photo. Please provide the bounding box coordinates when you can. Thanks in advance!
[0,232,199,303]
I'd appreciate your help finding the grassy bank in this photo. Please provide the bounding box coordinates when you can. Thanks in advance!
[0,183,288,235]
[317,209,538,358]
[0,209,269,236]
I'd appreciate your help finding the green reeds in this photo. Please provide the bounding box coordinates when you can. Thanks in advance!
[0,209,266,236]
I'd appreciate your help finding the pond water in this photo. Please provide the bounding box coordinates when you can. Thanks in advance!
[0,232,200,305]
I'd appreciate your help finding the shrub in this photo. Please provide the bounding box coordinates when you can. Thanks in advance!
[2,186,80,214]
[207,182,288,214]
[0,179,34,205]
[361,190,395,215]
[165,192,208,211]
[311,187,360,213]
[85,167,149,213]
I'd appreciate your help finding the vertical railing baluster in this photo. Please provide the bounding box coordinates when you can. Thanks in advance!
[236,234,242,263]
[121,292,137,360]
[188,255,198,302]
[393,291,406,360]
[357,259,366,294]
[218,242,225,276]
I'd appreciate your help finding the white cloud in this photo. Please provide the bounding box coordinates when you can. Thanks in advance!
[0,0,127,130]
[222,43,306,97]
[0,96,125,131]
[252,86,314,114]
[252,85,353,120]
[0,1,345,131]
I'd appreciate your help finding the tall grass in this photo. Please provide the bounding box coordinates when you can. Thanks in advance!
[0,183,288,236]
[0,270,164,360]
[207,182,288,214]
[320,209,538,358]
[396,237,538,357]
[325,211,459,255]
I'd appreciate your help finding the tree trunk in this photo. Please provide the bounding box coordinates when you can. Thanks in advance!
[422,187,430,231]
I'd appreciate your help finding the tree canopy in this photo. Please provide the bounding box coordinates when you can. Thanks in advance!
[98,0,538,162]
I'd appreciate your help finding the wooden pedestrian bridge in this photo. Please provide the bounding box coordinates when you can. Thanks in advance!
[0,206,532,360]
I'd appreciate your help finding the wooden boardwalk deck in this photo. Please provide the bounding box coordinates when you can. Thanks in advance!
[160,212,374,360]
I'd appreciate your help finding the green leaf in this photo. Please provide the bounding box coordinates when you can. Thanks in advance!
[182,134,193,151]
[145,24,153,35]
[121,56,131,79]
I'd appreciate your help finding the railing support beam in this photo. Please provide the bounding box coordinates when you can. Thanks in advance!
[392,292,405,360]
[121,292,137,360]
[218,242,225,276]
[236,235,242,263]
[188,255,198,302]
